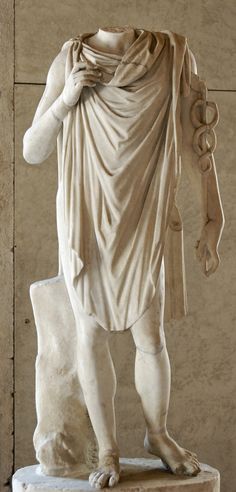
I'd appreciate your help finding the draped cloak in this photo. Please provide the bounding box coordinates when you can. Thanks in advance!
[56,29,192,331]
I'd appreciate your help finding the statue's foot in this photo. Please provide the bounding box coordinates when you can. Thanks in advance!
[89,451,120,489]
[144,430,201,477]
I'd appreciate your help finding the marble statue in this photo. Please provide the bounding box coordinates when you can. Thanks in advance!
[23,25,224,489]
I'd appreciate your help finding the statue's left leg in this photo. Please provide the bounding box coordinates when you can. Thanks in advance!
[130,259,201,476]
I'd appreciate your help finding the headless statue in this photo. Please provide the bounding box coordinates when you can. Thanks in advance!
[23,26,224,488]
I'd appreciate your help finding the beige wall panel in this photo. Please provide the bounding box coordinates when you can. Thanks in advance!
[15,83,236,492]
[0,0,14,489]
[15,0,236,89]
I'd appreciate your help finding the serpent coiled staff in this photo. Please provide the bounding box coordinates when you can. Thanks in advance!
[190,80,219,175]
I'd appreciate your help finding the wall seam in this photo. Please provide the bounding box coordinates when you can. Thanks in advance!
[13,0,16,477]
[12,82,236,92]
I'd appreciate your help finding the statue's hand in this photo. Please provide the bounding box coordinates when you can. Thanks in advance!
[195,219,222,277]
[62,61,102,107]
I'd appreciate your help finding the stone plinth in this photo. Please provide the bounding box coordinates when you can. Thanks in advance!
[12,458,220,492]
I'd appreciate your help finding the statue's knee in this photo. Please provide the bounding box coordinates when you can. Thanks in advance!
[135,330,165,355]
[136,342,164,355]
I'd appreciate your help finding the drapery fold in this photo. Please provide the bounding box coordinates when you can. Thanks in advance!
[56,29,191,331]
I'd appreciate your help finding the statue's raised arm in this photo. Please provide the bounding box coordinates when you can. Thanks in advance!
[23,44,102,164]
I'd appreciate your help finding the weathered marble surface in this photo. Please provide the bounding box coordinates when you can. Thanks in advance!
[14,84,146,468]
[12,459,220,492]
[15,0,236,89]
[15,84,236,492]
[0,0,14,489]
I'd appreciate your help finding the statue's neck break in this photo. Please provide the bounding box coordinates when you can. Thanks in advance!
[84,27,136,55]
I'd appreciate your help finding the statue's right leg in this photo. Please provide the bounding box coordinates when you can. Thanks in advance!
[74,311,120,488]
[63,269,120,488]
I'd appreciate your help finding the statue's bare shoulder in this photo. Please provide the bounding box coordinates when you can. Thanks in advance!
[46,40,73,90]
[32,41,72,124]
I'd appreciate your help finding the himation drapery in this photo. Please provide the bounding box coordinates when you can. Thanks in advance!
[56,29,192,331]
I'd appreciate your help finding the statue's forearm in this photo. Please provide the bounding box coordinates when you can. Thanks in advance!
[204,157,225,227]
[181,72,224,234]
[23,93,71,165]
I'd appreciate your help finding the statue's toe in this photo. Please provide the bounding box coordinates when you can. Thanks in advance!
[108,472,119,487]
[89,469,119,488]
[96,472,110,488]
[185,448,198,459]
[175,459,201,476]
[89,471,101,487]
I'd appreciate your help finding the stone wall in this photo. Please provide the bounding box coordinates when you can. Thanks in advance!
[0,1,14,489]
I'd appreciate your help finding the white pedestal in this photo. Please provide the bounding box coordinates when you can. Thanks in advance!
[12,458,220,492]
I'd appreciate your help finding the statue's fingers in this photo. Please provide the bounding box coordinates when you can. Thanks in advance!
[205,252,220,277]
[73,69,101,78]
[71,61,86,73]
[73,72,101,83]
[72,61,99,73]
[196,239,206,262]
[200,249,208,276]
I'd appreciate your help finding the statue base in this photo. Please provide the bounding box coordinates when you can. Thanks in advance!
[12,458,220,491]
